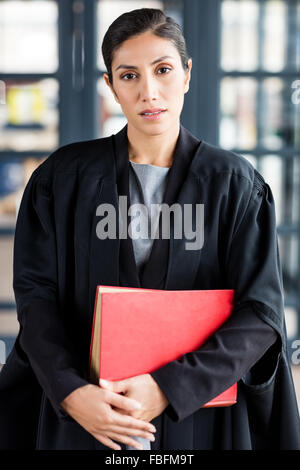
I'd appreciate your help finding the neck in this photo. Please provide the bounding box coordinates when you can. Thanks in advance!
[127,121,180,168]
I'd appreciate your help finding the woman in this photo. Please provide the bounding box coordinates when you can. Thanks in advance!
[0,8,299,451]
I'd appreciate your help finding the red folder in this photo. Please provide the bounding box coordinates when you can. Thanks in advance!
[89,286,237,407]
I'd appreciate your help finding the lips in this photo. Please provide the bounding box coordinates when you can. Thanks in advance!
[139,108,167,115]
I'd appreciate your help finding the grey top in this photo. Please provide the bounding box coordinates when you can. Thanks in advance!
[129,160,170,278]
[126,160,170,451]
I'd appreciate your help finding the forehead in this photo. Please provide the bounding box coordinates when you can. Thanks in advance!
[112,32,180,66]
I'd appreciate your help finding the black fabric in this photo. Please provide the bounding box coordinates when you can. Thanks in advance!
[0,123,299,450]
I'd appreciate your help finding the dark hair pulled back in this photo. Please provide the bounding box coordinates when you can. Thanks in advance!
[102,8,190,84]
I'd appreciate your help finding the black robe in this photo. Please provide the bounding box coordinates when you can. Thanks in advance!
[0,123,299,450]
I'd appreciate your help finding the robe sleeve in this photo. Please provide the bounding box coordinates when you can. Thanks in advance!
[151,171,283,423]
[13,167,88,419]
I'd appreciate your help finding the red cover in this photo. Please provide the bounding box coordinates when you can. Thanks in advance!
[90,286,237,407]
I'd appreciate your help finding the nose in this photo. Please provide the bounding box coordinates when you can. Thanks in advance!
[138,73,159,102]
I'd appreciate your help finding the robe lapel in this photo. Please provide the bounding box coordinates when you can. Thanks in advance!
[88,177,120,316]
[163,172,203,290]
[112,125,141,288]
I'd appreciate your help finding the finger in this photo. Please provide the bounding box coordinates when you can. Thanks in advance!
[106,431,144,450]
[111,406,141,419]
[111,406,148,423]
[105,389,142,411]
[93,433,122,451]
[100,378,127,394]
[108,424,155,442]
[110,409,156,433]
[112,407,150,423]
[111,406,127,415]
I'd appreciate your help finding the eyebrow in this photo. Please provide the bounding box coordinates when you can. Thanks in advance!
[115,55,175,72]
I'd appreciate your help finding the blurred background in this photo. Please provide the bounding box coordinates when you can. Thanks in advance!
[0,0,299,409]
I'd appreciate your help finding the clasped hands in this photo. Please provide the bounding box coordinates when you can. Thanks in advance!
[100,373,169,422]
[61,373,169,450]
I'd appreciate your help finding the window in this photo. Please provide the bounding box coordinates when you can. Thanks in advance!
[219,0,300,344]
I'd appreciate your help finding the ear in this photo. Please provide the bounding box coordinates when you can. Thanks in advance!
[184,58,192,94]
[103,73,120,104]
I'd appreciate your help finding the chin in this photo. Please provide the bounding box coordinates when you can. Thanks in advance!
[128,118,177,137]
[131,122,164,136]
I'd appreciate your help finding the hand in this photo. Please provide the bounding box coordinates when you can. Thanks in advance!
[60,383,157,450]
[99,373,169,423]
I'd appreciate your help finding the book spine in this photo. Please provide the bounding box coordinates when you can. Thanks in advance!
[88,286,99,374]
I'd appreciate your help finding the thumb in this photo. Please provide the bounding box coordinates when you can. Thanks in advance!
[99,378,127,394]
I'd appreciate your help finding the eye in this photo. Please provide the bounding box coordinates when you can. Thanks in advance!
[120,66,172,80]
[157,66,172,75]
[121,72,137,80]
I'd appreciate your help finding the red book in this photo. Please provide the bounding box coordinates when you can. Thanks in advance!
[89,286,237,408]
